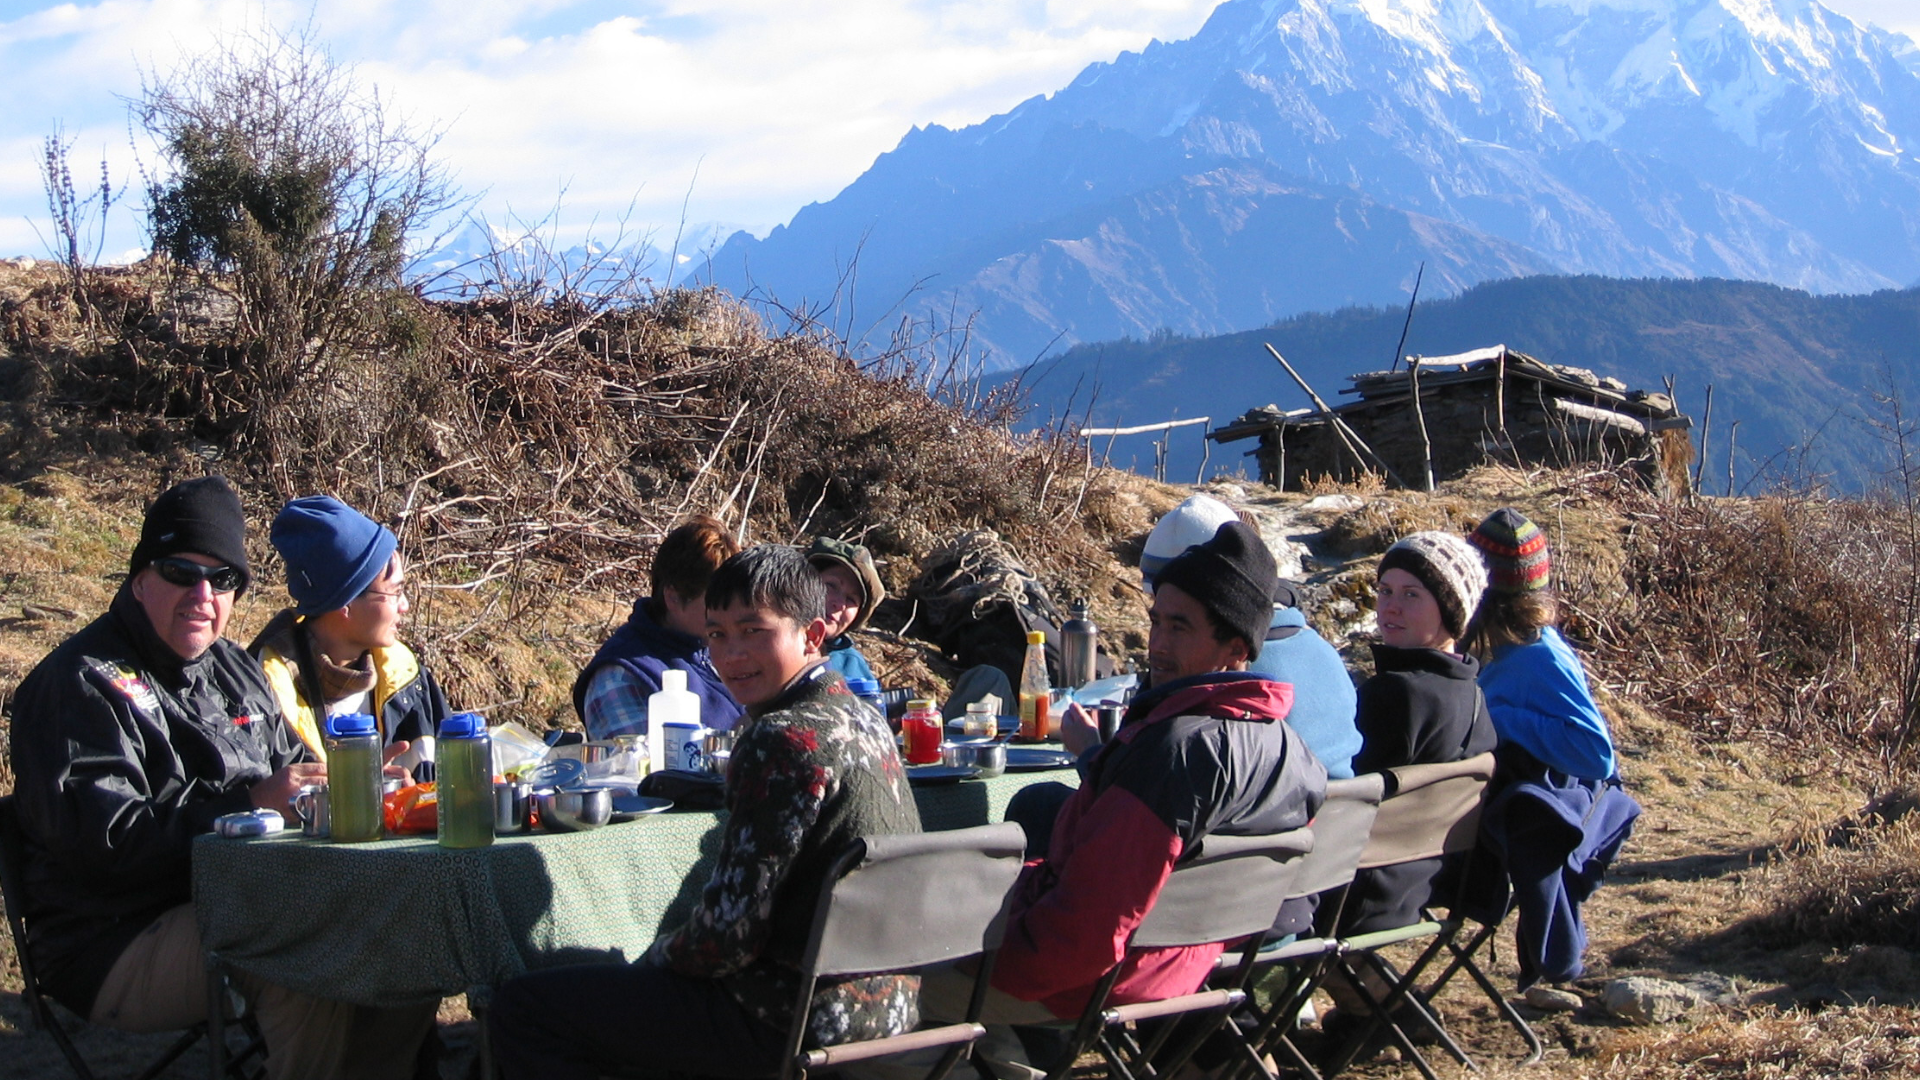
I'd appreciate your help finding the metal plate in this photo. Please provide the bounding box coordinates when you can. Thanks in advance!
[1003,748,1076,772]
[609,794,675,822]
[946,716,1020,737]
[521,758,587,790]
[906,765,981,786]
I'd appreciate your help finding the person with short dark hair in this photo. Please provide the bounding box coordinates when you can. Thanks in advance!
[490,545,923,1079]
[805,536,885,682]
[575,514,744,739]
[8,476,436,1080]
[250,495,450,780]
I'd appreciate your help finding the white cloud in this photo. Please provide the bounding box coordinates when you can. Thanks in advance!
[1,0,1909,261]
[0,0,1221,257]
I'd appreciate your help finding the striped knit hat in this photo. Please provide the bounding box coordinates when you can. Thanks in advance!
[1467,508,1551,595]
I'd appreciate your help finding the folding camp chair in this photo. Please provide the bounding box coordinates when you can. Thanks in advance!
[781,822,1028,1080]
[1211,774,1386,1080]
[1042,825,1318,1080]
[1349,763,1544,1071]
[1319,752,1502,1080]
[0,795,264,1080]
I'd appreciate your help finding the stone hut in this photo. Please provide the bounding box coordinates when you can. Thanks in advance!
[1209,345,1694,495]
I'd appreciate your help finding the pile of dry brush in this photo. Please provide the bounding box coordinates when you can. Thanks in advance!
[1601,488,1920,764]
[0,259,1143,645]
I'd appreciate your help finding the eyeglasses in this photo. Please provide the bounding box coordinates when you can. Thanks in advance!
[151,557,244,594]
[361,585,407,604]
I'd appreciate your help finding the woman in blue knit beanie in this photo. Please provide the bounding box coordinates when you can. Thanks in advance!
[248,496,452,778]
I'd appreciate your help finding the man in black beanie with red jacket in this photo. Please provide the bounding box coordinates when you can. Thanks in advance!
[9,475,436,1080]
[923,521,1327,1078]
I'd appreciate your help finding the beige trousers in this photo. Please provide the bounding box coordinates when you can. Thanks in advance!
[89,904,437,1080]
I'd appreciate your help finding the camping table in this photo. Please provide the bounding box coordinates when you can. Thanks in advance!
[191,768,1076,1008]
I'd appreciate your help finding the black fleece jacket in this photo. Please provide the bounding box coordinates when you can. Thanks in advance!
[8,586,303,1016]
[1341,644,1497,934]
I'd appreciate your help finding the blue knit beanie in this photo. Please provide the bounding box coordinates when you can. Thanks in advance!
[270,496,399,615]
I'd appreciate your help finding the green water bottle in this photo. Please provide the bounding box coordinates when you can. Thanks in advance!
[324,713,383,843]
[437,712,495,849]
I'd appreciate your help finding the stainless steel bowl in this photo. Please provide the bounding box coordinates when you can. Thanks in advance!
[534,787,613,832]
[971,743,1007,778]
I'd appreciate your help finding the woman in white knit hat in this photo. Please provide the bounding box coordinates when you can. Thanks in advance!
[1320,531,1501,1054]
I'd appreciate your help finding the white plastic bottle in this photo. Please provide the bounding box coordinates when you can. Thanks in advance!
[648,669,701,774]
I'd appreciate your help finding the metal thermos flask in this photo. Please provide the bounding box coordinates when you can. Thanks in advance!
[1062,598,1098,690]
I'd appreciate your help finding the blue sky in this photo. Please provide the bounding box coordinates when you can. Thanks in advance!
[1,0,1915,263]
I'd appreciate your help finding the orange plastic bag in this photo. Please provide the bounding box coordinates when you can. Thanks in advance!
[383,782,438,834]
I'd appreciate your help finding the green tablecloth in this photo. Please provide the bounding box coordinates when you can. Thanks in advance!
[192,769,1076,1007]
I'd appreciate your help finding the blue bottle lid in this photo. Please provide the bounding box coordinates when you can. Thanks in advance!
[845,677,882,696]
[324,712,377,738]
[439,712,487,739]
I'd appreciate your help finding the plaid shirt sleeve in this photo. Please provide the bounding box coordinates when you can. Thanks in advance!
[581,665,653,741]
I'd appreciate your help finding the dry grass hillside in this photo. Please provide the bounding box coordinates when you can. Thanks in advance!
[3,257,1919,1077]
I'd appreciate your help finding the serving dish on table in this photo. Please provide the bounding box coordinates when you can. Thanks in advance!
[905,764,981,786]
[1003,747,1076,772]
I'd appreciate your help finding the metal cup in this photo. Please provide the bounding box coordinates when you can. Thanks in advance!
[971,743,1007,778]
[492,782,531,834]
[1096,706,1126,742]
[708,750,732,782]
[292,784,330,838]
[941,743,976,769]
[547,740,613,765]
[702,729,734,773]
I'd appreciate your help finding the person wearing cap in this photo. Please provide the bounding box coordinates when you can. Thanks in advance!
[250,495,450,780]
[7,476,436,1079]
[1463,508,1617,780]
[1310,531,1501,1050]
[1463,509,1639,992]
[805,536,885,683]
[1340,531,1499,939]
[922,521,1326,1078]
[576,515,745,739]
[1245,578,1362,779]
[1144,495,1361,777]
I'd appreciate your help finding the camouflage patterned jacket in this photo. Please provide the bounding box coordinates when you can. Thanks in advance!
[647,664,923,1045]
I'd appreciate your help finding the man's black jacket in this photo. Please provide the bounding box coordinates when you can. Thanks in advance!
[9,585,303,1015]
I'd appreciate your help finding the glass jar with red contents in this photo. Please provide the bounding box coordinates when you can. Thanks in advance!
[902,698,943,765]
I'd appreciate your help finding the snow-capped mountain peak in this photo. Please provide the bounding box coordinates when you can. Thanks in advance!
[707,0,1920,366]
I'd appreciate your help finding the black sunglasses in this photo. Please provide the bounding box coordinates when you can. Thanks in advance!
[151,557,244,594]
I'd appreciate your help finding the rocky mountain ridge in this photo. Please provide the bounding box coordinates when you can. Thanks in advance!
[704,0,1920,366]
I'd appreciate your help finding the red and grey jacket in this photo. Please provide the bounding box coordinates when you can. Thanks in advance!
[992,671,1328,1017]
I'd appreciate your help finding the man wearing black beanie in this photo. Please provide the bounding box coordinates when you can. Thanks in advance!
[9,475,437,1079]
[1149,519,1280,673]
[944,520,1326,1076]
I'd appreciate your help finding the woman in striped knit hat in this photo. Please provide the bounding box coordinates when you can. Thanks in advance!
[1464,509,1618,780]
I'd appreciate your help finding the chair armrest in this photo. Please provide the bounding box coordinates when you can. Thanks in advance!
[1102,989,1246,1026]
[799,1023,987,1069]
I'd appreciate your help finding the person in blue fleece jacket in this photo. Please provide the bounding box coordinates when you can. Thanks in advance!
[1464,508,1616,781]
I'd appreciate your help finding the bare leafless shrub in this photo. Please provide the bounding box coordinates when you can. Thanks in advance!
[37,129,120,326]
[1590,491,1911,755]
[133,24,457,459]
